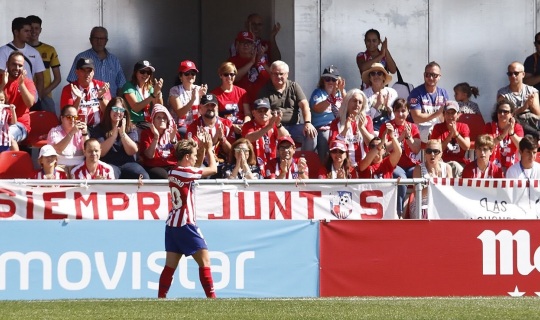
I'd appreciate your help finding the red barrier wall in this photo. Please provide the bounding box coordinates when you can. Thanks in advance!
[320,220,540,296]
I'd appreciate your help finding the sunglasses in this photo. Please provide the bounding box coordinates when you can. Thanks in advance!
[536,40,540,45]
[323,77,337,82]
[63,115,77,120]
[506,71,522,77]
[497,109,511,115]
[424,72,440,79]
[139,70,152,75]
[183,71,197,77]
[330,149,345,154]
[111,106,126,113]
[223,73,237,78]
[425,148,441,155]
[369,71,384,77]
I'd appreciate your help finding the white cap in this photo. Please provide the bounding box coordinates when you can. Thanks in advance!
[39,145,59,159]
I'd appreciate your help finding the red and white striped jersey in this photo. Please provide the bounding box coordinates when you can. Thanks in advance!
[0,107,12,147]
[33,169,68,180]
[70,160,115,180]
[166,166,203,227]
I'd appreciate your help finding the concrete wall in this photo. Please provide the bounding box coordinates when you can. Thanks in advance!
[295,0,537,120]
[0,0,275,113]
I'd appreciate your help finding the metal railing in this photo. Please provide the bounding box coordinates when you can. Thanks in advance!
[4,178,428,219]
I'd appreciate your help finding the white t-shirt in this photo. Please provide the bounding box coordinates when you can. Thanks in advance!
[168,84,202,126]
[0,42,46,77]
[363,86,398,120]
[506,161,540,179]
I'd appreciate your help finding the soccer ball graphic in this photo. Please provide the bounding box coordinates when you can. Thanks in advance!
[331,191,353,219]
[340,193,351,206]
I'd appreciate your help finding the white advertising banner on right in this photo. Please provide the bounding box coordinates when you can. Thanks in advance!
[428,178,540,219]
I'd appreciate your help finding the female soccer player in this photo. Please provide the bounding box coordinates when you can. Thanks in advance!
[158,131,217,299]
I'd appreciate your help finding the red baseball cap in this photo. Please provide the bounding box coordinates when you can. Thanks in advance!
[236,31,255,43]
[278,136,295,147]
[178,60,199,73]
[329,139,348,152]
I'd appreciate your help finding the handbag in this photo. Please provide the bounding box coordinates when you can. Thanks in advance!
[372,110,391,132]
[392,68,415,99]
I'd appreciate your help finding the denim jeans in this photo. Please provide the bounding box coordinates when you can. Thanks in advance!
[393,165,414,218]
[9,123,28,142]
[316,127,330,164]
[284,123,316,152]
[110,162,150,179]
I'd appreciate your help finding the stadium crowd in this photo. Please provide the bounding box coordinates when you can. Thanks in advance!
[1,14,540,217]
[3,13,540,299]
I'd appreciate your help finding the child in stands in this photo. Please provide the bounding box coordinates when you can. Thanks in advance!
[33,144,68,179]
[0,91,18,152]
[462,134,504,178]
[454,82,481,114]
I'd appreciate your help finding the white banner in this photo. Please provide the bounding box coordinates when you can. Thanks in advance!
[0,180,397,220]
[0,182,171,220]
[195,182,398,220]
[429,178,540,219]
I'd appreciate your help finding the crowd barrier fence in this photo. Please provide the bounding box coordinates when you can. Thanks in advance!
[1,178,539,299]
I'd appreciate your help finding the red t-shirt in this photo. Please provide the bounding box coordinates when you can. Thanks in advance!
[138,129,178,168]
[211,85,249,123]
[357,156,395,179]
[431,122,470,164]
[4,77,35,132]
[379,120,421,169]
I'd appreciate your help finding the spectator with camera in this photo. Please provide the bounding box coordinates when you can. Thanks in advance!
[47,104,88,173]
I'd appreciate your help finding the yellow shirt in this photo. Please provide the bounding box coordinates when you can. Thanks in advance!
[31,42,61,97]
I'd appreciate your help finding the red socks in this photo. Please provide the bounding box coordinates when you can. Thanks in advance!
[158,265,216,298]
[158,265,175,298]
[199,267,216,298]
